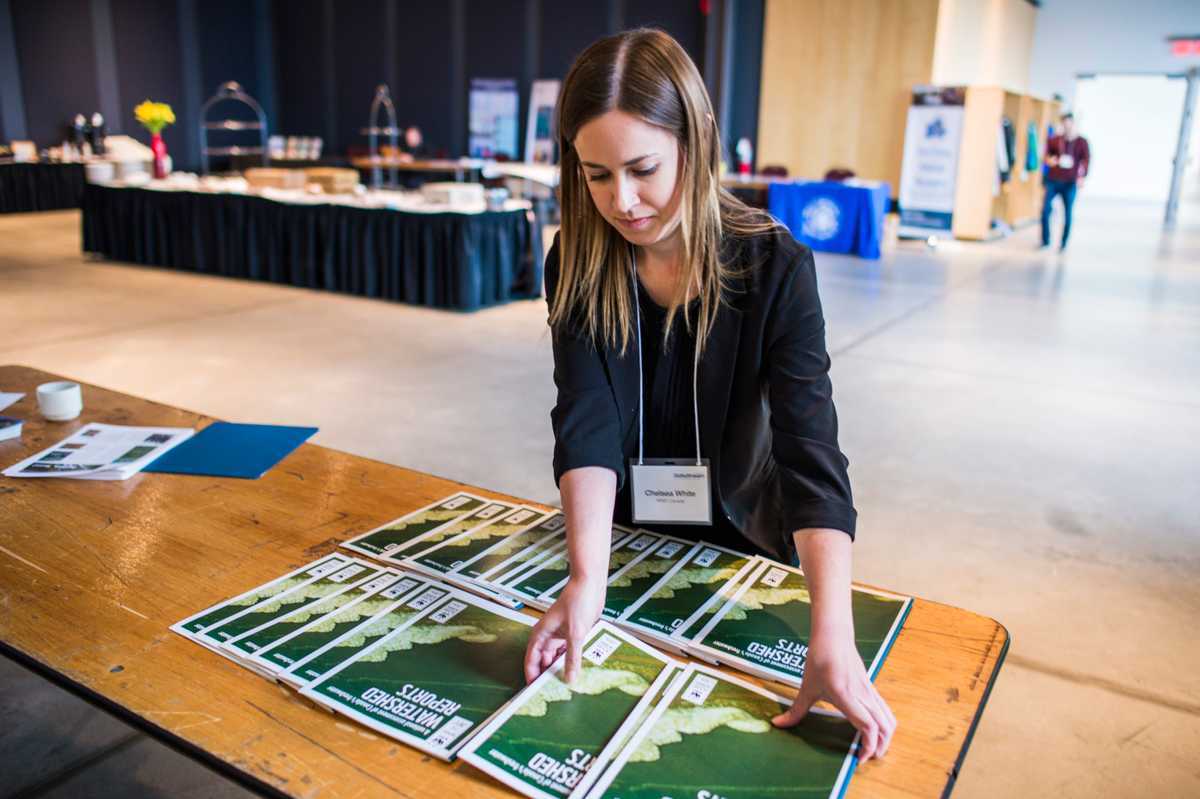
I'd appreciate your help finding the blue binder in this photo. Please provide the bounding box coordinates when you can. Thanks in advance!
[146,422,317,479]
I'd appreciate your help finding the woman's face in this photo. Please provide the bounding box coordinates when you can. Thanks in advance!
[573,110,682,247]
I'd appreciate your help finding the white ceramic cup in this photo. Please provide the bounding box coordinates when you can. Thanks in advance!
[36,381,83,421]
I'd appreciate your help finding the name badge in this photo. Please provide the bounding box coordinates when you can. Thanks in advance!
[1059,154,1074,169]
[630,458,713,525]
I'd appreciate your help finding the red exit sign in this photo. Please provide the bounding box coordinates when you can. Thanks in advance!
[1168,36,1200,57]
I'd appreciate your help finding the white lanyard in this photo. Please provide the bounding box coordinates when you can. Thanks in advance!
[630,250,702,467]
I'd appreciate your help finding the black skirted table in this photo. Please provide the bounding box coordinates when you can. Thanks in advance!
[81,183,542,311]
[0,162,86,213]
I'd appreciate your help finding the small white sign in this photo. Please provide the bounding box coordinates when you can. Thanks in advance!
[630,459,713,526]
[308,559,344,577]
[681,673,718,705]
[407,588,446,609]
[430,600,468,624]
[380,578,419,599]
[761,567,788,588]
[583,633,622,666]
[428,715,473,748]
[694,548,720,568]
[329,564,366,583]
[656,541,685,558]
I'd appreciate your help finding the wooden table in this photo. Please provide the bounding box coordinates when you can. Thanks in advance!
[0,365,1008,798]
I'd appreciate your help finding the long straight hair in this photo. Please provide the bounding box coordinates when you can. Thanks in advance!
[551,28,777,355]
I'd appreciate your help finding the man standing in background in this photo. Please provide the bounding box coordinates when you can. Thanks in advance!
[1040,112,1090,251]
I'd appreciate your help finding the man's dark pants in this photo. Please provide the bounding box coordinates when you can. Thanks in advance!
[1041,179,1078,248]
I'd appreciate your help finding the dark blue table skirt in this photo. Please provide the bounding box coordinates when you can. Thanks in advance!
[81,184,542,311]
[0,163,86,213]
[768,180,890,260]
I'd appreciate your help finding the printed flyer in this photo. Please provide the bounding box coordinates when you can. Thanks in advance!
[301,590,535,759]
[172,554,350,643]
[616,544,756,651]
[405,507,549,576]
[223,562,387,657]
[377,500,519,565]
[453,512,567,582]
[498,528,635,609]
[197,561,372,647]
[584,665,859,799]
[249,571,425,675]
[459,622,677,799]
[538,532,663,606]
[280,583,451,687]
[339,493,490,558]
[601,538,697,621]
[683,558,913,686]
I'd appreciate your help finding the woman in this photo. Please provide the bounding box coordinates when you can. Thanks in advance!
[524,28,895,761]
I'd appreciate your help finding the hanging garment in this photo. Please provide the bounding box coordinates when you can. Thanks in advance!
[998,118,1008,184]
[1025,122,1039,172]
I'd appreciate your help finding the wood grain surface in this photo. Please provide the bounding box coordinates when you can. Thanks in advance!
[0,364,1006,798]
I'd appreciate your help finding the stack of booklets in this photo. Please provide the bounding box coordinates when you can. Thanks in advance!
[172,490,913,795]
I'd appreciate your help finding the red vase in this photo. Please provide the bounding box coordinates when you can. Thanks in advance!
[151,132,169,179]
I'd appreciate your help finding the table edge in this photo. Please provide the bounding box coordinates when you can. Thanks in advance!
[941,621,1010,798]
[0,639,284,799]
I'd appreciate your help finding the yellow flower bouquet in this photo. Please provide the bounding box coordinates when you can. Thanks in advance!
[134,100,175,134]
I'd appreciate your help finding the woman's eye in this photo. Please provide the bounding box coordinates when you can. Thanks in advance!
[586,173,609,182]
[633,167,658,178]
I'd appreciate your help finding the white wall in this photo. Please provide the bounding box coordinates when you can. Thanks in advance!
[932,0,1038,92]
[1029,0,1200,106]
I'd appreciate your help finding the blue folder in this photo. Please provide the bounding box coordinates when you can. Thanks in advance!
[145,422,317,479]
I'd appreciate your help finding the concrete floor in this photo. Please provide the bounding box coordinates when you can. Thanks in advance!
[0,198,1197,797]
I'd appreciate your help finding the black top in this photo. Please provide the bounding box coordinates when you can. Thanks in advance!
[618,281,744,549]
[546,227,855,561]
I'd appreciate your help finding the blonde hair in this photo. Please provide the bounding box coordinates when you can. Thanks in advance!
[551,28,777,355]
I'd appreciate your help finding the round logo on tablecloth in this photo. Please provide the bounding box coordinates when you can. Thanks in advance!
[801,198,840,241]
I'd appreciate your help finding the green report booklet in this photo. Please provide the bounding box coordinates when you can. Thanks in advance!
[583,665,860,799]
[248,570,426,676]
[222,561,387,658]
[601,537,697,621]
[401,506,550,606]
[453,511,566,582]
[300,589,535,760]
[377,500,519,566]
[171,554,350,645]
[458,622,678,799]
[495,528,635,610]
[682,558,913,687]
[339,492,490,559]
[197,560,376,651]
[279,581,449,688]
[614,543,757,654]
[538,532,663,607]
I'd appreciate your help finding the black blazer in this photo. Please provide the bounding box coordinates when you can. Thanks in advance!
[546,228,855,561]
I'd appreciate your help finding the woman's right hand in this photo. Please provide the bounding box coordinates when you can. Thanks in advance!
[523,574,606,685]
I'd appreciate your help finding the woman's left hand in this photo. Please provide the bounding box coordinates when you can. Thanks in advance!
[771,628,897,761]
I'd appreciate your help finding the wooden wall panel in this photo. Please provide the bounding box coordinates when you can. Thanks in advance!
[757,0,939,191]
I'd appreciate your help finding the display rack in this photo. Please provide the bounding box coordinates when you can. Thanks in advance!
[361,84,400,189]
[199,81,269,174]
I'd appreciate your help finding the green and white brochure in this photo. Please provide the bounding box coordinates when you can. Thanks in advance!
[249,570,425,675]
[280,581,449,687]
[197,560,374,649]
[583,665,860,799]
[338,492,490,559]
[300,590,535,760]
[222,561,386,657]
[458,622,678,799]
[402,506,550,606]
[171,553,350,644]
[683,558,913,687]
[454,511,567,582]
[538,532,663,607]
[615,543,756,652]
[377,500,519,565]
[601,537,698,621]
[498,528,635,610]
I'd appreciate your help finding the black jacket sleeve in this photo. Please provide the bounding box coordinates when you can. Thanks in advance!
[763,245,857,539]
[545,237,627,488]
